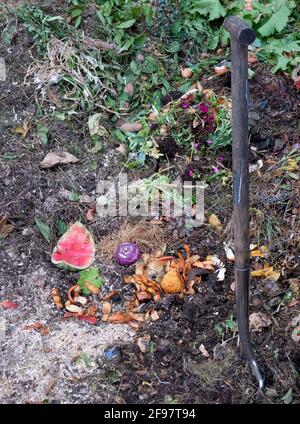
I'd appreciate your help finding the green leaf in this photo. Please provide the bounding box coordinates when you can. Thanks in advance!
[35,217,51,243]
[143,56,158,73]
[271,55,290,73]
[281,388,293,404]
[164,41,181,53]
[190,0,226,21]
[119,38,132,52]
[133,34,146,48]
[36,124,49,145]
[117,19,136,29]
[144,4,153,25]
[74,15,82,28]
[71,190,80,202]
[76,352,92,368]
[258,5,291,37]
[57,219,67,235]
[106,369,121,384]
[77,267,104,295]
[3,153,19,161]
[70,7,83,18]
[130,60,140,76]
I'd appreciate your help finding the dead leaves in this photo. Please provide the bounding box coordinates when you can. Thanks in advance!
[249,312,272,332]
[40,151,79,168]
[13,121,31,138]
[223,242,268,261]
[208,214,223,233]
[0,215,15,240]
[251,264,280,281]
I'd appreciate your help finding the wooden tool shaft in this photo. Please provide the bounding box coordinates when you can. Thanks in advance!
[224,16,264,390]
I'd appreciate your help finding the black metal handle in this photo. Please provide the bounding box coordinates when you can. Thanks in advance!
[224,16,264,391]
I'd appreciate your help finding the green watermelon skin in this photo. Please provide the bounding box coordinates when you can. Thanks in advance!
[51,222,95,271]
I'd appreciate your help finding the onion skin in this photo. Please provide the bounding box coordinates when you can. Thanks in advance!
[115,242,141,266]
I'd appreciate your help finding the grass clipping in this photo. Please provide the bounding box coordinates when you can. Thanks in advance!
[97,222,166,259]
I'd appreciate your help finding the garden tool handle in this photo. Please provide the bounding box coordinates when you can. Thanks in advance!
[224,16,264,391]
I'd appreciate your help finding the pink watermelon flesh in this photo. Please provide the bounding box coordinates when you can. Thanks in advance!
[51,222,95,271]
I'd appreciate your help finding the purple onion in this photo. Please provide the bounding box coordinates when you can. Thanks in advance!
[115,242,141,266]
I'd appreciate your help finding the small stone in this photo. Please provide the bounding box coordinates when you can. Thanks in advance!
[22,227,35,236]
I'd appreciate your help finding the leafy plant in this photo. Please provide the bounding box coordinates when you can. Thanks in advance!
[77,267,104,295]
[16,5,71,54]
[215,313,238,340]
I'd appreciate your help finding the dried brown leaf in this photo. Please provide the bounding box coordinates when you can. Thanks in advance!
[249,312,272,332]
[0,215,15,240]
[40,151,79,168]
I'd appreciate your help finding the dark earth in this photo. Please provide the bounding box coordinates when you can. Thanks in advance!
[0,0,299,404]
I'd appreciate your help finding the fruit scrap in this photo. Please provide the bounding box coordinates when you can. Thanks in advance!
[102,290,119,301]
[85,305,97,316]
[0,300,19,309]
[65,302,84,314]
[124,274,161,299]
[77,315,97,325]
[83,280,100,294]
[67,285,81,304]
[125,244,216,299]
[64,312,97,325]
[51,288,64,309]
[106,312,145,324]
[101,301,112,315]
[51,222,95,271]
[160,269,184,294]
